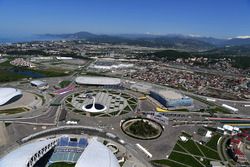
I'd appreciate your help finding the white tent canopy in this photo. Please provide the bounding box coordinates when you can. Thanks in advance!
[75,139,120,167]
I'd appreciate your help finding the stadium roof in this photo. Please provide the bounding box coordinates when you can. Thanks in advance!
[75,76,121,85]
[159,90,183,99]
[0,88,22,106]
[75,139,120,167]
[30,80,47,87]
[0,139,56,167]
[152,89,184,100]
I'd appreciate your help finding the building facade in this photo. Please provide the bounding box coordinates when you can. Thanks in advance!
[149,90,193,109]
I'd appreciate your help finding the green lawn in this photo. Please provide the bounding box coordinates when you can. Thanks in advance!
[198,158,211,166]
[0,60,68,82]
[151,159,188,167]
[0,70,27,82]
[172,143,186,153]
[177,140,203,156]
[188,95,231,114]
[152,136,223,167]
[28,68,68,77]
[169,152,204,167]
[0,107,28,115]
[59,80,72,88]
[206,134,221,150]
[196,143,220,160]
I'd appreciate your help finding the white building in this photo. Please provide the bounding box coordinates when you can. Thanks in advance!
[75,76,121,86]
[0,88,22,106]
[75,139,120,167]
[0,137,120,167]
[0,139,57,167]
[30,80,49,90]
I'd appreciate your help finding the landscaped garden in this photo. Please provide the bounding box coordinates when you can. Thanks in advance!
[121,118,163,140]
[152,132,223,167]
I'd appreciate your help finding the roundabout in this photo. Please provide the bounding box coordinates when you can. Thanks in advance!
[121,118,163,140]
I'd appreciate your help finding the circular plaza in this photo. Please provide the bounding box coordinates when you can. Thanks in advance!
[64,89,138,117]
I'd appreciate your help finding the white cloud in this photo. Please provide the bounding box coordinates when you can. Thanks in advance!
[236,36,250,39]
[188,34,201,37]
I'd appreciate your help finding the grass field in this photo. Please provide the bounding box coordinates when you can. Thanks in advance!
[59,80,72,88]
[188,95,231,114]
[177,140,203,156]
[0,107,29,115]
[151,133,222,167]
[205,134,221,150]
[152,159,188,167]
[172,143,186,153]
[0,70,27,82]
[169,152,204,167]
[196,143,220,160]
[0,60,69,82]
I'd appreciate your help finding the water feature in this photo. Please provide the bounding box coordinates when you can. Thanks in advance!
[9,68,46,78]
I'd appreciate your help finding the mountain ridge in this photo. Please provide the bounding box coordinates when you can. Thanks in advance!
[42,31,250,47]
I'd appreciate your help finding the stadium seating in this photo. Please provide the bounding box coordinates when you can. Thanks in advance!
[47,137,88,165]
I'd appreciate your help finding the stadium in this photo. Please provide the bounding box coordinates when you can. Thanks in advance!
[30,80,49,90]
[0,88,22,106]
[0,135,120,167]
[89,60,134,70]
[75,76,121,86]
[149,89,193,109]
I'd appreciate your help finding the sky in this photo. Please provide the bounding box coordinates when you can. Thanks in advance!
[0,0,250,38]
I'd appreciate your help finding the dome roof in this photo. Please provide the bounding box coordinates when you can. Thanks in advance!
[0,139,57,167]
[75,139,120,167]
[0,88,22,106]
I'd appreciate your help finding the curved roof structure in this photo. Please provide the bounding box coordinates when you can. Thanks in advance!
[0,139,57,167]
[75,139,120,167]
[82,97,107,113]
[75,76,121,85]
[0,88,22,106]
[30,80,47,87]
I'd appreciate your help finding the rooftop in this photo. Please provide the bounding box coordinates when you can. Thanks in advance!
[75,139,119,167]
[0,138,57,167]
[75,76,121,85]
[30,80,47,86]
[154,89,184,100]
[0,88,22,106]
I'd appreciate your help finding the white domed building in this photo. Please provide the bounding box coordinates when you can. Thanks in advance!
[0,88,22,106]
[0,136,120,167]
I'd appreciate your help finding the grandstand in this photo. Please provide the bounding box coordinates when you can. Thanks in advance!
[47,136,88,166]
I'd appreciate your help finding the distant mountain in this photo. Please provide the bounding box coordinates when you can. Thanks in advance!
[201,45,250,57]
[41,31,250,51]
[44,31,98,39]
[223,38,250,46]
[191,37,227,46]
[43,31,215,51]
